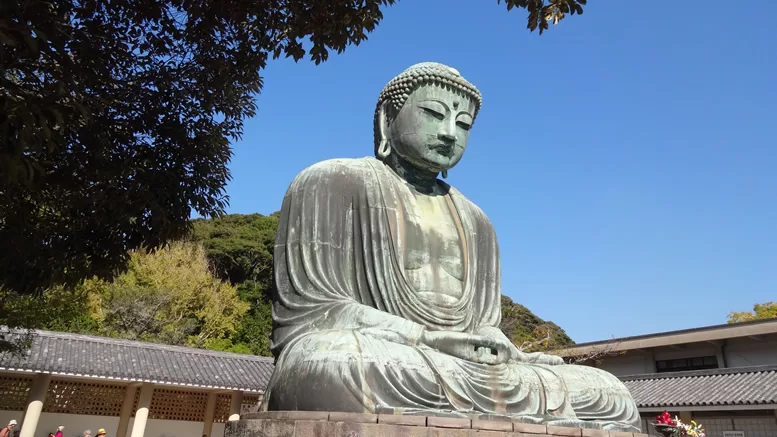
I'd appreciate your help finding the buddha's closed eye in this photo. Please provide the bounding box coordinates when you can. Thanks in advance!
[421,107,445,120]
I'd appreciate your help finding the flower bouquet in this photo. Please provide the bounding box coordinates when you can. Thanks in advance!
[651,411,706,437]
[678,419,706,437]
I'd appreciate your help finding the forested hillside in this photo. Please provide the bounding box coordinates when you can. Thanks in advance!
[500,295,574,351]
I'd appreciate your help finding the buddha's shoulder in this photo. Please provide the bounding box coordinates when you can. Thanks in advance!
[298,157,379,175]
[288,157,382,189]
[446,184,493,228]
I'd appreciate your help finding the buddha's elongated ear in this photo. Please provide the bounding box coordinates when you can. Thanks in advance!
[376,101,392,159]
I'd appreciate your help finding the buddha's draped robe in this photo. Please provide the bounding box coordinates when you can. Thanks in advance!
[264,157,640,432]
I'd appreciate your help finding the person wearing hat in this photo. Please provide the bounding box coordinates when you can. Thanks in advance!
[0,420,16,437]
[95,429,106,437]
[54,426,64,437]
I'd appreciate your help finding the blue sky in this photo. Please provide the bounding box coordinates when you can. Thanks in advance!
[223,1,777,343]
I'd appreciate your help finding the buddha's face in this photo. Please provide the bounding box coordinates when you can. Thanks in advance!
[386,84,476,173]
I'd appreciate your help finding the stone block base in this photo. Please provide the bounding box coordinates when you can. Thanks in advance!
[226,412,651,437]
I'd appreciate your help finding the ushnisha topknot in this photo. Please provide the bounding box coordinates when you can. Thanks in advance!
[374,62,483,155]
[377,62,483,115]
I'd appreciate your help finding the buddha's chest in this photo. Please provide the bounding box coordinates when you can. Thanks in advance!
[400,192,465,299]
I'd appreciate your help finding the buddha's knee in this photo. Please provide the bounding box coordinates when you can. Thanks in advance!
[551,365,639,426]
[553,364,630,394]
[266,331,369,412]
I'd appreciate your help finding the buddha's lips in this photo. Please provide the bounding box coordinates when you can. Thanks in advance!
[430,143,455,156]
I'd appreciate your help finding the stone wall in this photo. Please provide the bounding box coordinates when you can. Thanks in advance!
[229,411,653,437]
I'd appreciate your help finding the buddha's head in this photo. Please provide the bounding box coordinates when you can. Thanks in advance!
[374,62,482,175]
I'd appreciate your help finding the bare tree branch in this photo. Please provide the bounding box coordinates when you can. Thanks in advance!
[517,330,552,352]
[554,337,626,365]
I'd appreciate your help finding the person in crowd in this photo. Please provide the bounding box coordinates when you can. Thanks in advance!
[0,420,16,437]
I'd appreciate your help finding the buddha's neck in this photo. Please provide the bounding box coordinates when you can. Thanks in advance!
[385,153,439,194]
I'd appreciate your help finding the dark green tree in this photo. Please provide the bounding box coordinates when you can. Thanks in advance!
[1,0,586,298]
[0,285,95,354]
[191,213,278,287]
[227,280,274,356]
[191,213,279,355]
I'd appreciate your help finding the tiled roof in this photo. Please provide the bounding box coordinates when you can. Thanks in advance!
[621,365,777,408]
[0,329,275,392]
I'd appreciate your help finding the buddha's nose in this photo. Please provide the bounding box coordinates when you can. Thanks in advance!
[437,130,456,143]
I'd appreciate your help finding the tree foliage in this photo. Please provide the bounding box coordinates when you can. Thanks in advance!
[728,302,777,324]
[499,295,575,352]
[191,213,278,286]
[1,0,586,297]
[84,241,249,346]
[0,285,95,354]
[227,280,274,356]
[191,213,279,355]
[498,0,586,34]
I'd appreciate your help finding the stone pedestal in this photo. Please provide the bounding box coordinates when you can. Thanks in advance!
[226,412,651,437]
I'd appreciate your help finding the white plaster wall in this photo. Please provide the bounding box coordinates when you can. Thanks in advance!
[726,339,777,367]
[211,423,225,437]
[596,354,655,376]
[0,412,224,437]
[141,419,223,437]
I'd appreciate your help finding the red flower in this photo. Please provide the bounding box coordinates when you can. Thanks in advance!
[654,411,677,426]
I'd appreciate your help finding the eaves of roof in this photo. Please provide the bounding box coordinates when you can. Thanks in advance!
[558,318,777,356]
[0,329,275,393]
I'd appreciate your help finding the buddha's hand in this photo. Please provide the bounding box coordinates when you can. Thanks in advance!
[511,350,565,366]
[420,330,513,365]
[475,326,565,366]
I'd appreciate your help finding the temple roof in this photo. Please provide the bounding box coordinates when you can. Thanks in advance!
[0,329,274,393]
[621,365,777,410]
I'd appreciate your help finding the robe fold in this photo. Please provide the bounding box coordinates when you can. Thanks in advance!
[263,157,640,432]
